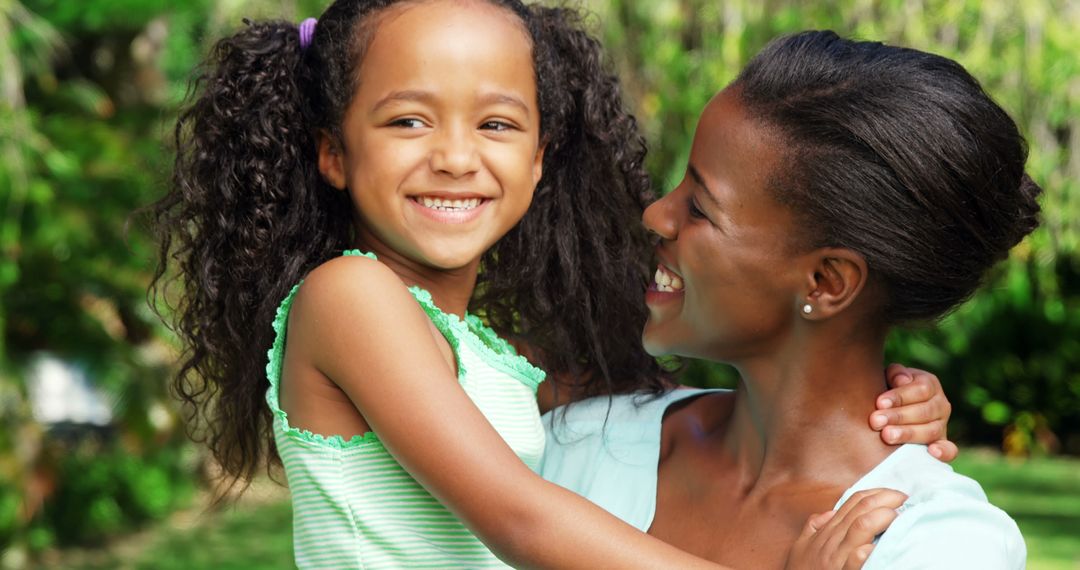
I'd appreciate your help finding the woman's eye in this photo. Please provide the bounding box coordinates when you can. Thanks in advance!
[390,118,426,129]
[688,198,707,219]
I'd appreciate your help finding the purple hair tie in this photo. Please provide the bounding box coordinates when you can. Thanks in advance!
[299,17,317,51]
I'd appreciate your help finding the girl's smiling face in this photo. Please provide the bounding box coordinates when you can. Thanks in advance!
[319,0,543,272]
[642,87,807,362]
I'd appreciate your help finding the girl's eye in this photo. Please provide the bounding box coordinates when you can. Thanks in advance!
[390,118,426,129]
[480,120,514,132]
[688,198,707,219]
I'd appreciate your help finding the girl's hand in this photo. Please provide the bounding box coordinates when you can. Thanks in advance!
[871,364,958,462]
[786,488,908,570]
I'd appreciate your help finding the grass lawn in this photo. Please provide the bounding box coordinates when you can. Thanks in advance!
[42,450,1080,569]
[952,450,1080,570]
[40,483,295,570]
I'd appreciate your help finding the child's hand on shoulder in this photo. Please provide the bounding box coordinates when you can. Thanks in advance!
[786,488,908,570]
[872,364,958,462]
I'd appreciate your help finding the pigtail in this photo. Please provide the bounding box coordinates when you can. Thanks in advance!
[148,20,351,494]
[475,5,668,400]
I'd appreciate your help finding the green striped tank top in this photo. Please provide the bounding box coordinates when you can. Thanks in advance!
[265,250,546,569]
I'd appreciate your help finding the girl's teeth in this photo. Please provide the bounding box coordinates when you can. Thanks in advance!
[418,197,481,211]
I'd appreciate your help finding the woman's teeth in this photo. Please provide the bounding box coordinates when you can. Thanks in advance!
[416,196,482,211]
[654,265,684,292]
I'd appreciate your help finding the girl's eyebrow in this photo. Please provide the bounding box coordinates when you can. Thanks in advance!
[688,164,721,208]
[477,93,531,116]
[372,89,434,112]
[372,90,530,115]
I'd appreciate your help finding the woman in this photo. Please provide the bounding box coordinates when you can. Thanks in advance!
[541,31,1034,569]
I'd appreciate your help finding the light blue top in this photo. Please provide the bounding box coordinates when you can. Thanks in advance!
[540,388,1026,570]
[539,388,714,530]
[834,442,1026,569]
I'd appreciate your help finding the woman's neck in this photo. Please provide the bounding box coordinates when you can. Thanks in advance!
[718,326,895,494]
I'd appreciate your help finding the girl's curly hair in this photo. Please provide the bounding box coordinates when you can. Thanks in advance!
[148,0,665,495]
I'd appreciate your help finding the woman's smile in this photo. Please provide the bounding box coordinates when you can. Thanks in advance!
[652,263,685,293]
[645,260,686,308]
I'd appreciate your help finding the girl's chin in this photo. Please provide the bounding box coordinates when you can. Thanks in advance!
[412,243,491,270]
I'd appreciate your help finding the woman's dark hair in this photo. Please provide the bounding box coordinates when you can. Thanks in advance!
[734,30,1041,324]
[148,0,663,494]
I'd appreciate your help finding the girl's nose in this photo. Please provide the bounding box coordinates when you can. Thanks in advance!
[430,126,480,178]
[642,190,679,241]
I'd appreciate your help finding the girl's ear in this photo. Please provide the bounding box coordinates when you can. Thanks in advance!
[799,248,869,320]
[532,139,547,185]
[318,130,348,190]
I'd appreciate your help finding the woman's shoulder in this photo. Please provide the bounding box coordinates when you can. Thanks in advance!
[869,488,1025,569]
[844,445,1026,569]
[542,387,721,426]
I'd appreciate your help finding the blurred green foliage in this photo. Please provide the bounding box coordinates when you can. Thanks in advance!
[1,0,332,560]
[0,0,1077,563]
[41,444,196,545]
[585,0,1080,455]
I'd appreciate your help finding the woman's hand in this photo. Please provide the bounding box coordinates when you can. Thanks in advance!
[872,364,958,461]
[786,488,908,570]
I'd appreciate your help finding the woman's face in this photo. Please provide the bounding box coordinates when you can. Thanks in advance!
[642,87,807,362]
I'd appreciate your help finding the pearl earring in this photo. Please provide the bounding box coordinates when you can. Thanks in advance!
[802,304,813,315]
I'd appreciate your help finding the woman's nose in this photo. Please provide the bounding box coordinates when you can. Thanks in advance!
[642,190,679,241]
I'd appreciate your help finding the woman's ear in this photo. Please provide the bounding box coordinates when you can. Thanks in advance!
[799,248,869,320]
[318,130,347,190]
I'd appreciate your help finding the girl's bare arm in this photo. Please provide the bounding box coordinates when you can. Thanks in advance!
[290,257,727,569]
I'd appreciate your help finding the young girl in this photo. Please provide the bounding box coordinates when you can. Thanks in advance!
[150,1,955,567]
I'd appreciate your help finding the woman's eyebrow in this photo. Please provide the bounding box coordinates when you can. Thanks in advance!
[688,164,721,208]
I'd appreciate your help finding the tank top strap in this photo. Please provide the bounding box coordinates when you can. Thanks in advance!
[341,249,545,391]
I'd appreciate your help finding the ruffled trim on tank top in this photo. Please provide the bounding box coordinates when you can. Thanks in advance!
[407,287,546,392]
[265,280,381,449]
[265,249,545,449]
[346,249,543,391]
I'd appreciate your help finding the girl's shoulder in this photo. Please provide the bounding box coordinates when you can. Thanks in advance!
[305,248,387,282]
[288,252,424,342]
[296,251,401,303]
